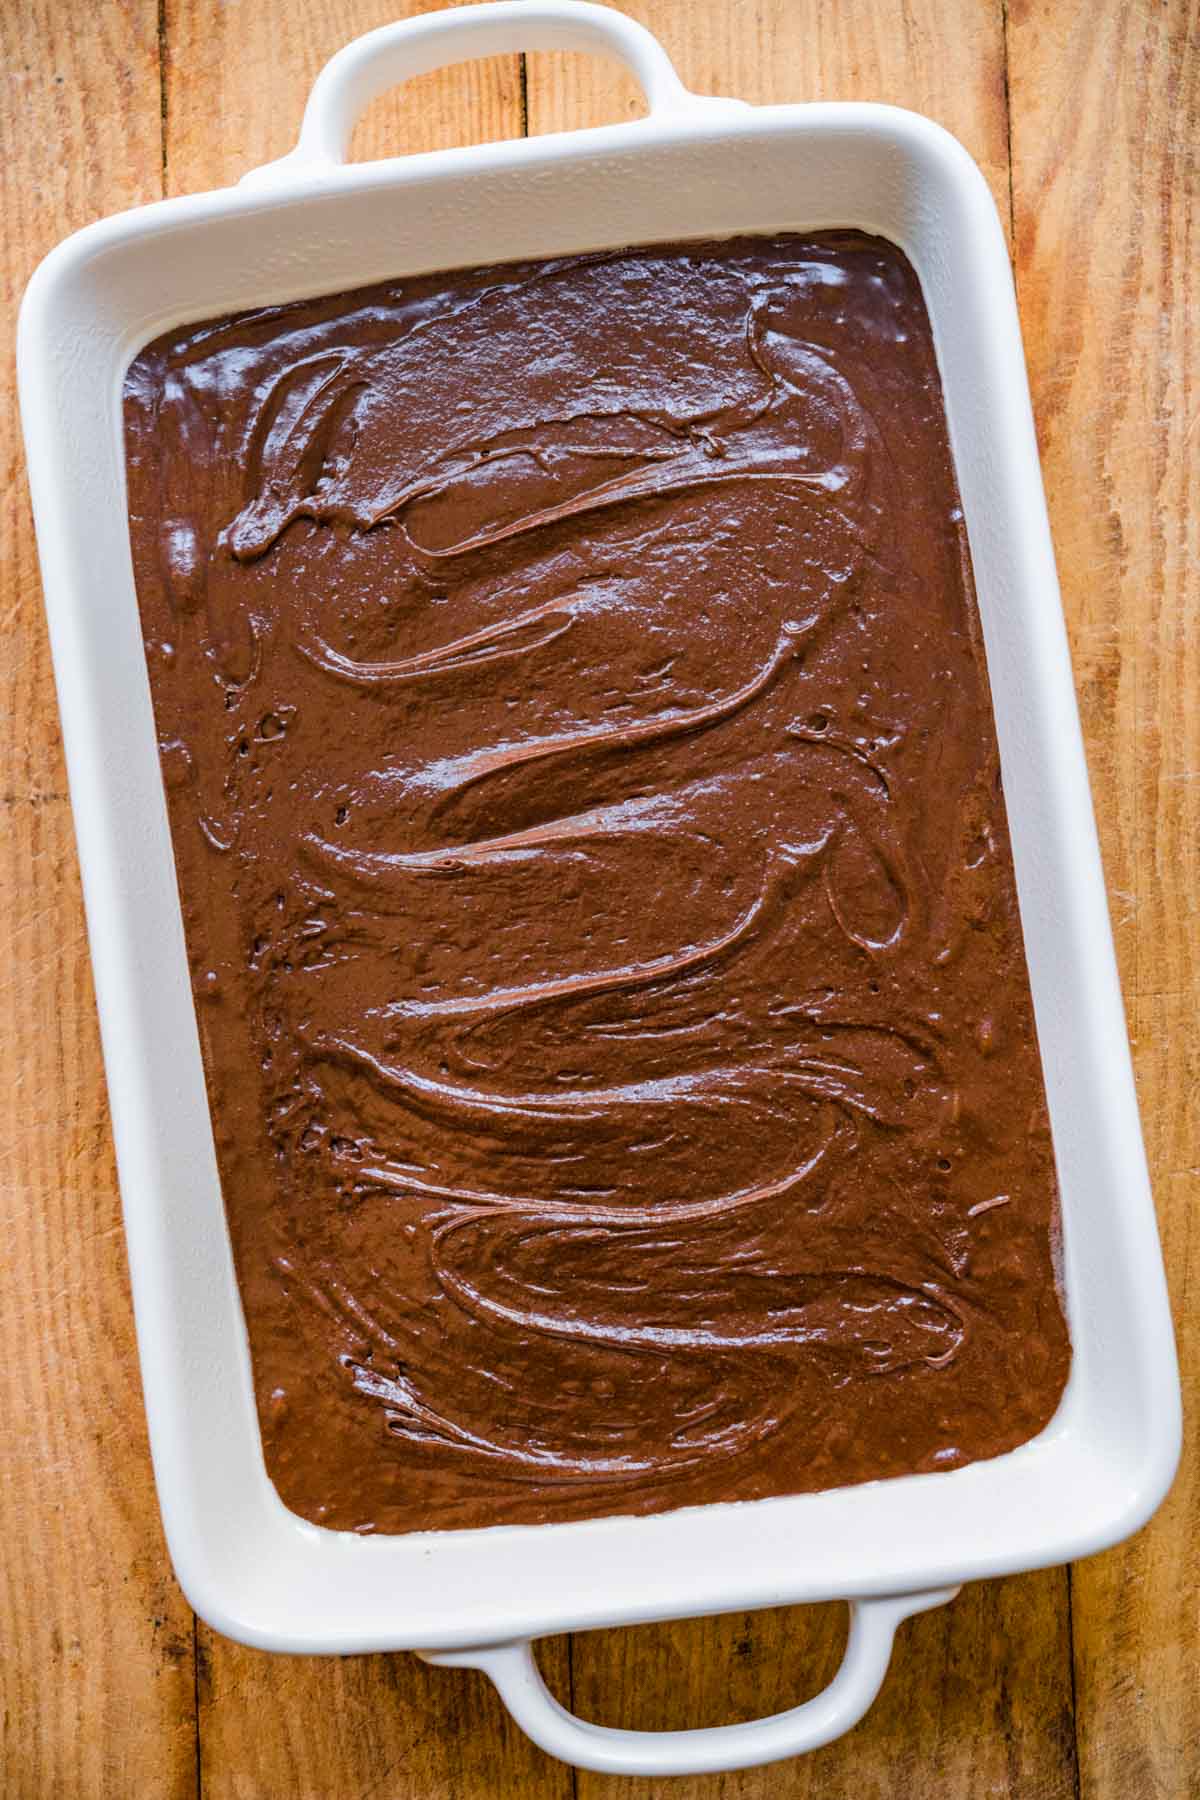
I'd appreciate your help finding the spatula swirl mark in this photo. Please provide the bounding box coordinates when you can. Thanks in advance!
[212,249,964,1491]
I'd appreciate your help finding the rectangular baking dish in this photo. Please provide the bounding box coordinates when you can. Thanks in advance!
[18,1,1180,1776]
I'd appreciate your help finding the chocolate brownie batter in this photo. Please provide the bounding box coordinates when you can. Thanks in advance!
[124,233,1070,1534]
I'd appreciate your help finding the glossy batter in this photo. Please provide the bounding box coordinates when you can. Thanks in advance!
[124,233,1071,1534]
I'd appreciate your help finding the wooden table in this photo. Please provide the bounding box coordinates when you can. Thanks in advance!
[2,1,1195,1793]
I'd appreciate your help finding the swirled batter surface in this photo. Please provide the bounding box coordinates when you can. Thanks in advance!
[125,233,1070,1533]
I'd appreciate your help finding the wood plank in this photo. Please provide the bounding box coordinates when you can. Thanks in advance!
[0,2,199,1795]
[199,1651,572,1800]
[522,0,1013,243]
[1,0,163,797]
[561,1574,1074,1800]
[162,0,525,197]
[158,4,569,1794]
[523,6,1076,1794]
[1007,2,1200,1794]
[0,805,198,1800]
[1086,997,1200,1795]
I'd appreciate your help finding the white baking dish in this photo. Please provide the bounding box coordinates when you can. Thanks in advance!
[18,2,1180,1776]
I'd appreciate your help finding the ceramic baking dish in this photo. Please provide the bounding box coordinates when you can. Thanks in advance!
[18,1,1180,1777]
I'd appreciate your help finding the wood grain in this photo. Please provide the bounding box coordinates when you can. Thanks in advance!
[558,1575,1075,1800]
[157,5,568,1795]
[1007,2,1200,1794]
[1,0,163,798]
[197,1649,572,1800]
[161,0,524,195]
[522,0,1013,242]
[0,3,199,1796]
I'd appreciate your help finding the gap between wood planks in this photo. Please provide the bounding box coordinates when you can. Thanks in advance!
[999,0,1016,254]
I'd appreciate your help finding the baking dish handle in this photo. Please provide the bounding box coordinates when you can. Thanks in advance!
[240,0,744,186]
[418,1585,959,1776]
